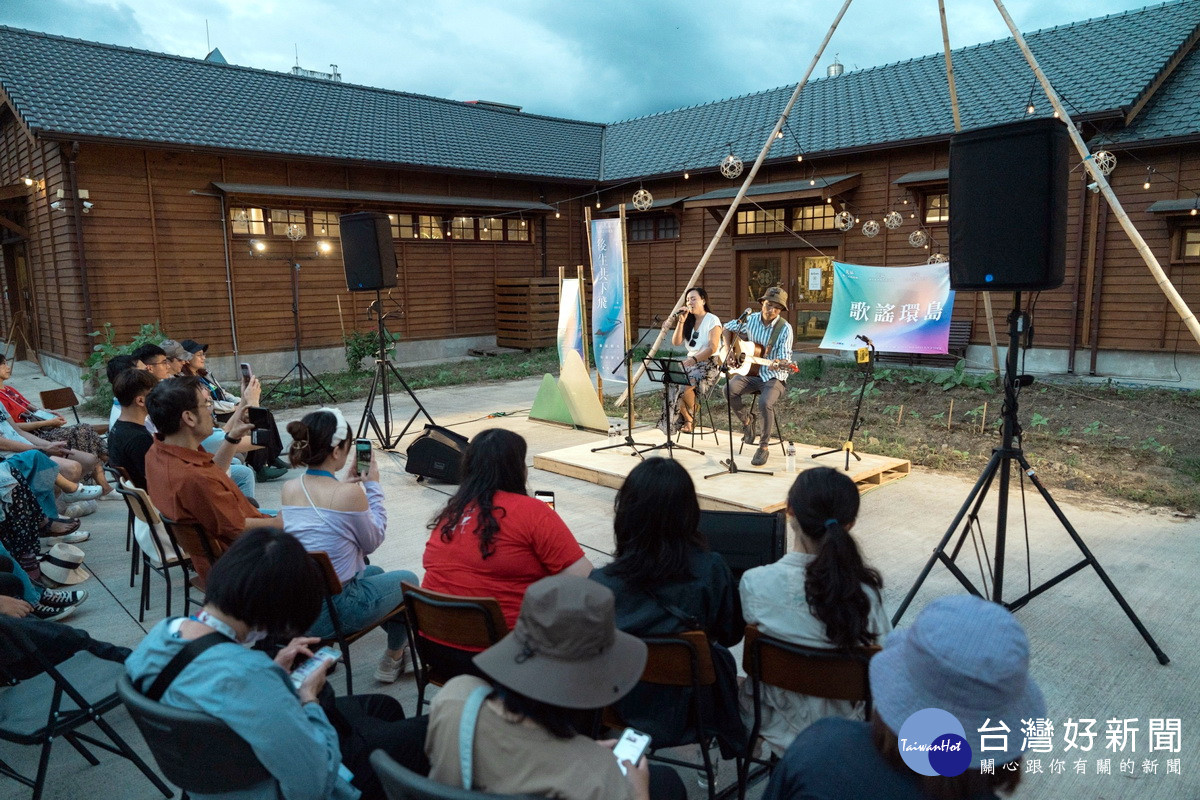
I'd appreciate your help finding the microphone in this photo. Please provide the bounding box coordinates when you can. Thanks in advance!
[738,307,753,322]
[855,334,873,346]
[651,314,662,326]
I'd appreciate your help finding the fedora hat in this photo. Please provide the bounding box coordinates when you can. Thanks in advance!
[869,594,1045,768]
[473,574,647,710]
[41,543,91,585]
[759,286,789,312]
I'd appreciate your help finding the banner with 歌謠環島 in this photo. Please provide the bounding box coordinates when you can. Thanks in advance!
[589,218,628,381]
[819,261,956,353]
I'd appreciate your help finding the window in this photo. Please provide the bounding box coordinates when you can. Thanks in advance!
[270,209,306,237]
[311,211,340,238]
[736,209,785,235]
[451,216,476,240]
[1178,227,1200,260]
[389,213,416,239]
[417,215,445,240]
[627,215,680,242]
[628,218,655,241]
[479,217,504,241]
[793,203,836,232]
[506,218,530,241]
[924,193,950,224]
[229,207,265,235]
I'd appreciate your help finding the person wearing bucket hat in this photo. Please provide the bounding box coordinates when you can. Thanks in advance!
[763,594,1044,800]
[426,575,686,800]
[721,286,795,467]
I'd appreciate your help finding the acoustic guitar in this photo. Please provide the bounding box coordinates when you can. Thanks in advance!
[721,339,798,377]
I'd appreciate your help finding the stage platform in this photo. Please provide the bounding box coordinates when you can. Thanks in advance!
[533,429,911,514]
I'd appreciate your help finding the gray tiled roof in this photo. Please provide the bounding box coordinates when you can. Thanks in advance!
[1104,34,1200,146]
[602,0,1200,179]
[0,27,605,180]
[0,1,1197,185]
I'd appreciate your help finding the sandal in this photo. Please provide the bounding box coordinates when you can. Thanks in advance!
[39,517,81,537]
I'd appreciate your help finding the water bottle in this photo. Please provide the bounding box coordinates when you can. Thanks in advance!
[786,441,796,473]
[608,424,616,442]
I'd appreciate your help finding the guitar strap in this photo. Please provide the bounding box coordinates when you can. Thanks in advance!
[762,315,785,359]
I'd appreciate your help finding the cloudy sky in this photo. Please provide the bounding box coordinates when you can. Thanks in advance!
[5,0,1154,122]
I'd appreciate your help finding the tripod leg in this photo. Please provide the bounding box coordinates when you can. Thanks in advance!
[891,450,1004,626]
[1015,454,1170,665]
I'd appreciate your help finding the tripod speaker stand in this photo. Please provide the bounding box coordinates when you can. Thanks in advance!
[356,289,435,450]
[891,292,1168,665]
[263,260,335,404]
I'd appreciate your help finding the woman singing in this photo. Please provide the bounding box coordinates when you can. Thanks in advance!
[659,286,723,435]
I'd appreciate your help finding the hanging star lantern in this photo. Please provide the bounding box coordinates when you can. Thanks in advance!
[908,230,928,247]
[862,220,881,237]
[719,153,744,179]
[834,211,854,231]
[884,211,903,229]
[631,188,654,211]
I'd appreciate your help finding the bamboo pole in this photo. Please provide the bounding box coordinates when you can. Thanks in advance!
[947,398,954,429]
[938,0,1001,382]
[991,0,1200,348]
[615,0,855,406]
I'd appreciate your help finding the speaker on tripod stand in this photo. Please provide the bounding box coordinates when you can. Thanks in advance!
[893,118,1168,664]
[340,212,436,451]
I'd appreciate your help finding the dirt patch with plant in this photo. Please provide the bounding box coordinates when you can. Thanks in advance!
[613,359,1200,515]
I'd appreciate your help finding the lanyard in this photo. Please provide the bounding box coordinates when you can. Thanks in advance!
[192,609,240,642]
[305,469,336,479]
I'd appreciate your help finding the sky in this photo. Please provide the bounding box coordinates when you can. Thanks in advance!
[3,0,1159,122]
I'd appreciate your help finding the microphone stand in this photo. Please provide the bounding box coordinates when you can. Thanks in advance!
[591,319,657,457]
[812,336,873,471]
[705,318,771,480]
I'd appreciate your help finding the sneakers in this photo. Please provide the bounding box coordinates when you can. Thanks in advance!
[255,465,289,482]
[739,413,757,445]
[40,529,90,544]
[750,445,770,467]
[40,588,88,608]
[61,484,103,502]
[32,602,77,622]
[63,500,97,518]
[375,648,410,684]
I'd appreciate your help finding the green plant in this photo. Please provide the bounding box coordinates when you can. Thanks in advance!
[344,330,398,372]
[1057,426,1072,437]
[1030,413,1050,429]
[83,322,165,414]
[1082,420,1102,435]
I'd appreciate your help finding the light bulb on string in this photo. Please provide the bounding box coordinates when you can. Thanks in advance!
[1143,168,1152,190]
[796,154,803,163]
[595,195,601,209]
[1192,208,1198,216]
[809,179,816,186]
[1026,102,1035,115]
[555,206,561,219]
[684,170,690,180]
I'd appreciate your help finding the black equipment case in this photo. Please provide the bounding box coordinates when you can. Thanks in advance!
[405,425,469,483]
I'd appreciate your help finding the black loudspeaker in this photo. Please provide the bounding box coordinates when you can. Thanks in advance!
[405,424,469,483]
[340,211,398,292]
[949,118,1068,291]
[698,509,786,584]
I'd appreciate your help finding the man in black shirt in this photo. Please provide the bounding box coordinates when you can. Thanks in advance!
[106,368,158,489]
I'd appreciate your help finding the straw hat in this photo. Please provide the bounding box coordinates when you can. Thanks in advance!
[41,543,91,585]
[869,594,1045,769]
[473,574,647,709]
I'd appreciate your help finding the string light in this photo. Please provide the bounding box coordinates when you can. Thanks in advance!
[595,195,601,209]
[1143,168,1152,191]
[683,170,690,180]
[1192,208,1198,216]
[796,154,803,163]
[775,130,784,139]
[555,206,561,219]
[1025,84,1037,116]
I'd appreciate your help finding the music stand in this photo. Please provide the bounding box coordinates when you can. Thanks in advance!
[637,356,703,458]
[591,323,656,458]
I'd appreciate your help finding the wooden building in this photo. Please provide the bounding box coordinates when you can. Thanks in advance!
[1,0,1198,390]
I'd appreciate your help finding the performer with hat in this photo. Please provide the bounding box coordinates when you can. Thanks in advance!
[722,287,795,467]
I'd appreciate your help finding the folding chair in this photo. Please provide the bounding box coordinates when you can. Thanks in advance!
[601,631,725,800]
[116,479,196,621]
[308,551,407,696]
[159,517,224,592]
[400,583,507,711]
[38,387,108,435]
[116,673,270,798]
[737,624,880,799]
[0,619,172,800]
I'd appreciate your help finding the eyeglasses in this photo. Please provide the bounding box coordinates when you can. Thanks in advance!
[764,303,785,312]
[144,358,168,367]
[195,399,214,411]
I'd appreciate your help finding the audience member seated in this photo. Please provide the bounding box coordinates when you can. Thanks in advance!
[107,369,159,489]
[180,339,288,482]
[425,574,686,800]
[0,458,94,583]
[737,466,890,757]
[0,353,112,495]
[0,391,104,497]
[159,339,190,376]
[422,428,591,629]
[282,408,417,684]
[125,527,430,800]
[145,376,279,580]
[0,608,130,682]
[1,542,86,621]
[590,457,746,760]
[763,594,1044,800]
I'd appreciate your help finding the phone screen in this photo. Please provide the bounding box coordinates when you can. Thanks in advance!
[534,490,555,510]
[240,362,252,386]
[612,728,651,775]
[355,439,372,476]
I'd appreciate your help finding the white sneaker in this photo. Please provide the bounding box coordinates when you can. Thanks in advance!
[374,648,410,683]
[61,484,102,502]
[63,500,97,518]
[98,490,122,501]
[41,530,90,544]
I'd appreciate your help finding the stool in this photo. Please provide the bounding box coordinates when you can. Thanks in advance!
[676,383,721,448]
[736,397,788,457]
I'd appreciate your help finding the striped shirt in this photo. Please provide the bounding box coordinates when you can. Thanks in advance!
[724,313,794,382]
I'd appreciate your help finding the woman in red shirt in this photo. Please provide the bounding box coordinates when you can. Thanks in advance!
[422,429,592,629]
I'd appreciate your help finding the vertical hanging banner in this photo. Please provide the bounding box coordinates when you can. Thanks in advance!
[557,278,586,368]
[820,261,956,353]
[590,218,628,382]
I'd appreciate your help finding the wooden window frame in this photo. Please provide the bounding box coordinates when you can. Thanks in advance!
[1172,224,1200,263]
[735,208,785,235]
[793,202,837,232]
[268,208,308,238]
[229,206,266,236]
[922,191,950,224]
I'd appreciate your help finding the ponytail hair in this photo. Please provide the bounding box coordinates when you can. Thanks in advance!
[787,467,883,651]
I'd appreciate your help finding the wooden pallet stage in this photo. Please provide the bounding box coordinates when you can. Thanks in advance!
[534,430,910,514]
